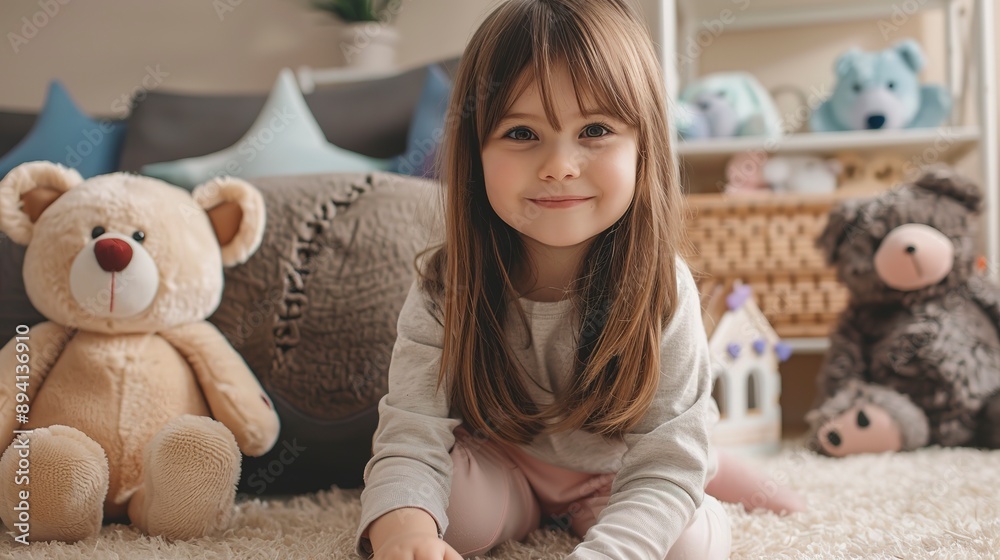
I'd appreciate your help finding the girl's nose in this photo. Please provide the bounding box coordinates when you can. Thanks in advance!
[539,143,582,181]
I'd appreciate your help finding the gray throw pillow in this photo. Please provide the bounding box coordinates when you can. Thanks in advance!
[119,64,440,172]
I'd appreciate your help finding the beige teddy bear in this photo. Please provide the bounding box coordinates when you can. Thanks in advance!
[0,161,280,542]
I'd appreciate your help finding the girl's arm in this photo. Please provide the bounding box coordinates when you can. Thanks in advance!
[355,280,462,557]
[567,259,716,559]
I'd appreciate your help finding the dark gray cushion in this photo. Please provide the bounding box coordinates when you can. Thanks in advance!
[118,60,461,173]
[0,233,45,339]
[0,111,36,157]
[208,171,439,492]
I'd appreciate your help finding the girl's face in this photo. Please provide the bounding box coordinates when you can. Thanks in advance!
[481,66,638,251]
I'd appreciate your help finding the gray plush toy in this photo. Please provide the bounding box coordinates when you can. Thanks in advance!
[807,167,1000,456]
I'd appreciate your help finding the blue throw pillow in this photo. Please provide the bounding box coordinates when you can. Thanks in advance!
[0,81,126,179]
[392,65,452,178]
[142,69,391,189]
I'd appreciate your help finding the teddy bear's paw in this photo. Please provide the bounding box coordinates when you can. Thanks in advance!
[815,405,903,457]
[129,415,240,540]
[0,425,108,542]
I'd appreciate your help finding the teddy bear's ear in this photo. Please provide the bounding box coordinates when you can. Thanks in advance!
[816,199,863,265]
[0,161,84,245]
[834,48,863,78]
[893,39,926,73]
[192,177,266,267]
[912,166,982,213]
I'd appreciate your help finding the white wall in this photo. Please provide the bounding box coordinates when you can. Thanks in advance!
[0,0,659,115]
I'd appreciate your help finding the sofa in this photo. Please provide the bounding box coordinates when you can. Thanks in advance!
[0,57,458,493]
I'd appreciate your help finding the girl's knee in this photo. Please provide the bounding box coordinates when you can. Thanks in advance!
[665,496,731,560]
[444,436,541,557]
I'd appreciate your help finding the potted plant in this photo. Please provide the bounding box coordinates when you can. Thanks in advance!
[311,0,403,70]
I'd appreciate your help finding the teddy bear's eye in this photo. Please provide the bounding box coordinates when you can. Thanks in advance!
[852,83,862,93]
[132,231,145,243]
[887,81,895,90]
[91,226,105,239]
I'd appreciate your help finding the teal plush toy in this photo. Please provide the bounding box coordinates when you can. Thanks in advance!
[811,39,951,132]
[676,72,783,140]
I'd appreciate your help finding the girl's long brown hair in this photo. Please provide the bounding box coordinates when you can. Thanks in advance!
[417,0,687,444]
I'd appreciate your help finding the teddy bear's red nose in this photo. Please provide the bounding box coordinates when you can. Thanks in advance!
[94,238,133,272]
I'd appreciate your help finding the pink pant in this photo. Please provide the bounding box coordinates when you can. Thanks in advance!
[443,427,731,559]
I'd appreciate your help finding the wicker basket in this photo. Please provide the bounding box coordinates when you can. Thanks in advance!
[684,192,852,338]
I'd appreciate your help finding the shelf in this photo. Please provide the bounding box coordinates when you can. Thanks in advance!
[677,0,952,31]
[676,126,981,169]
[784,337,830,354]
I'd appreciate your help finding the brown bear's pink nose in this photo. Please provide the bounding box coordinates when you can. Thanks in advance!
[94,238,133,272]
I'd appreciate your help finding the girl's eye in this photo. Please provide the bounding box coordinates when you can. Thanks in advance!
[504,127,536,141]
[582,123,611,138]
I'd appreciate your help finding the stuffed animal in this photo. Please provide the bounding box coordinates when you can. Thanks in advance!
[723,152,770,194]
[676,95,740,140]
[810,39,951,131]
[807,167,1000,457]
[763,155,841,195]
[724,154,841,195]
[678,72,784,139]
[0,161,280,541]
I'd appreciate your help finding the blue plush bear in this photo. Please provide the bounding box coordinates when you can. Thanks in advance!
[811,39,951,132]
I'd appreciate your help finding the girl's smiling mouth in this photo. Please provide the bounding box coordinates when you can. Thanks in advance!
[528,196,595,208]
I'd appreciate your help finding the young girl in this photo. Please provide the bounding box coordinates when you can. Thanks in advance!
[357,1,801,558]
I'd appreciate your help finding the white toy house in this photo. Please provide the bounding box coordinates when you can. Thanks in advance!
[700,280,791,457]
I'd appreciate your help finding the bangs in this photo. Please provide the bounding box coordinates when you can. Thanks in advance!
[475,0,648,143]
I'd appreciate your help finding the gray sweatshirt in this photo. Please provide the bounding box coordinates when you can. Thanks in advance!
[356,259,718,559]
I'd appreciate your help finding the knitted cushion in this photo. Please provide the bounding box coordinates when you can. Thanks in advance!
[208,171,440,492]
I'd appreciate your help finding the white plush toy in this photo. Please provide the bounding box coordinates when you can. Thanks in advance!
[763,156,842,194]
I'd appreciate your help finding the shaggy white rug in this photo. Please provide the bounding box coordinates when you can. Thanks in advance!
[2,444,998,559]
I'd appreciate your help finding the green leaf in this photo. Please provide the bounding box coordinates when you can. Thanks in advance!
[313,0,382,22]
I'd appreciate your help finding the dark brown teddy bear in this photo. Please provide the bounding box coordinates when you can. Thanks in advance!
[808,167,1000,456]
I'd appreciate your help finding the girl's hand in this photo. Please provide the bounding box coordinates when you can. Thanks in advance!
[373,532,464,560]
[368,508,461,559]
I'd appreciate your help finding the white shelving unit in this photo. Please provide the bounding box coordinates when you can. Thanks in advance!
[678,126,981,168]
[660,0,998,353]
